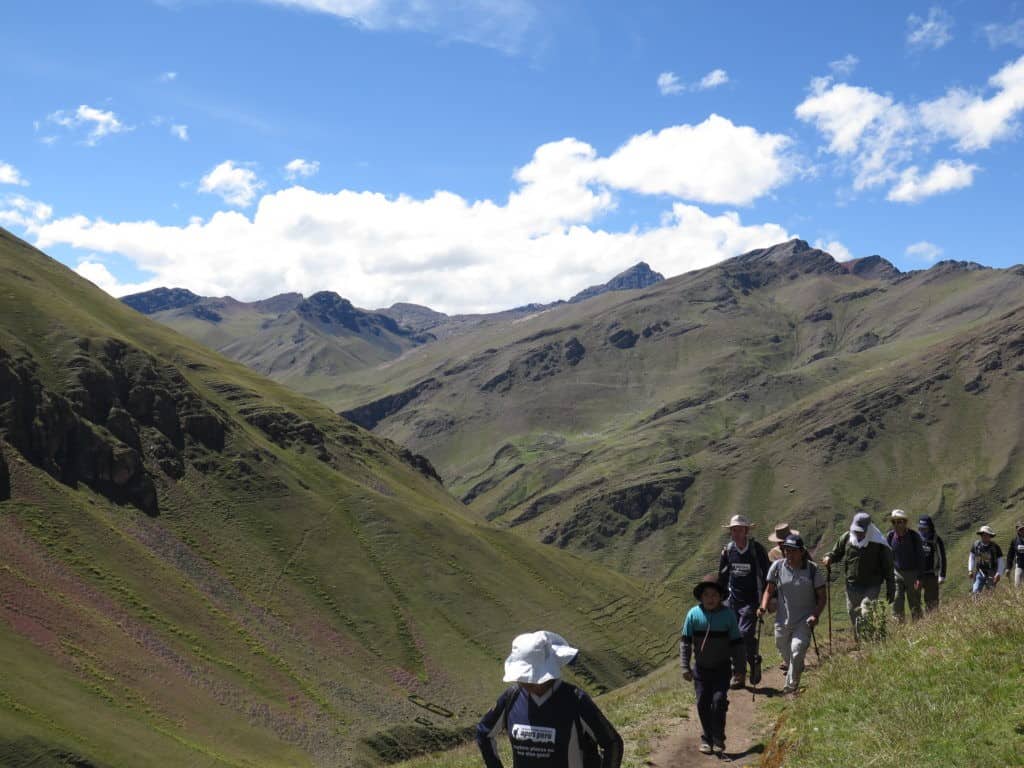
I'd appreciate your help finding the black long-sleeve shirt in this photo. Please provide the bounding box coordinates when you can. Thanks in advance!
[886,529,925,572]
[476,681,622,768]
[1008,536,1024,571]
[920,533,946,577]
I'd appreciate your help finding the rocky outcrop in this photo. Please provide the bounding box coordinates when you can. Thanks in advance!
[341,379,441,430]
[0,441,10,501]
[397,447,443,484]
[238,405,330,461]
[725,239,844,293]
[379,303,450,334]
[121,287,202,315]
[840,255,900,280]
[570,262,665,303]
[608,329,639,349]
[298,292,432,343]
[480,339,587,394]
[540,476,695,549]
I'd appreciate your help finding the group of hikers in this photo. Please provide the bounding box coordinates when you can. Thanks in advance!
[475,514,1024,766]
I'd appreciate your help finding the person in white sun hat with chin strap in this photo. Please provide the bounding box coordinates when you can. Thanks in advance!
[476,630,623,768]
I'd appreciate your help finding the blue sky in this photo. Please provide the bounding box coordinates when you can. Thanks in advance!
[2,0,1024,312]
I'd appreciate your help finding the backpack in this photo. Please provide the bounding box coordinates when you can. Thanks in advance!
[501,684,602,768]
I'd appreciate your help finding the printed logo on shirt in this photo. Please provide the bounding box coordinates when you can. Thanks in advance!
[922,543,932,556]
[731,563,752,576]
[1017,544,1024,556]
[511,724,557,744]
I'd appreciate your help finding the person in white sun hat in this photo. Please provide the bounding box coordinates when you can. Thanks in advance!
[717,514,769,690]
[885,509,924,622]
[476,630,623,768]
[969,525,1005,594]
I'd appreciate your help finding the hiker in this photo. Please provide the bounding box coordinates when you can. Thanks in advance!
[886,509,924,622]
[1008,521,1024,589]
[681,573,745,756]
[821,511,895,640]
[917,515,947,610]
[767,522,800,563]
[716,514,770,689]
[476,630,623,768]
[758,534,826,694]
[968,525,1005,594]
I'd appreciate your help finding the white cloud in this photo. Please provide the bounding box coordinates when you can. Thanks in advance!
[199,161,264,207]
[918,54,1024,151]
[284,158,320,179]
[159,71,178,82]
[47,104,131,145]
[697,68,729,90]
[596,114,795,205]
[813,238,854,262]
[657,71,684,96]
[170,124,189,141]
[20,124,797,312]
[0,195,53,229]
[907,7,953,50]
[886,159,978,202]
[0,162,28,186]
[984,20,1024,48]
[905,240,943,262]
[255,0,536,54]
[828,54,859,77]
[795,77,913,189]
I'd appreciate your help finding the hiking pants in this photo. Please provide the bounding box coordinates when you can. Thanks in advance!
[920,573,940,612]
[693,664,731,746]
[844,583,880,639]
[729,603,758,677]
[774,622,811,690]
[892,569,922,621]
[971,571,995,593]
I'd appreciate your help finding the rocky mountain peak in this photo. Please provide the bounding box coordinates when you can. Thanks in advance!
[840,255,901,280]
[122,287,202,315]
[570,261,666,303]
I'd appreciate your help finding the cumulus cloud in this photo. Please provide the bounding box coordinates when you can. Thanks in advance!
[0,163,28,186]
[828,54,859,77]
[918,54,1024,151]
[905,240,943,262]
[813,238,854,262]
[595,115,795,205]
[907,7,953,50]
[284,158,320,179]
[984,19,1024,48]
[887,159,978,202]
[199,161,264,207]
[0,195,53,229]
[657,72,684,95]
[697,68,729,90]
[18,122,798,313]
[795,77,912,189]
[254,0,536,54]
[47,104,132,145]
[170,124,189,141]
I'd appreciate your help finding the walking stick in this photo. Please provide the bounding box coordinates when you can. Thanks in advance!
[751,617,763,703]
[826,563,833,655]
[810,625,822,664]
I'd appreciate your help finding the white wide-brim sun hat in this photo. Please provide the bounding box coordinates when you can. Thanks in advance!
[503,631,579,684]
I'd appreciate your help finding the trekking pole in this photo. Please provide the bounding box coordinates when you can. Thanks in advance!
[751,617,763,703]
[826,564,833,655]
[810,625,822,665]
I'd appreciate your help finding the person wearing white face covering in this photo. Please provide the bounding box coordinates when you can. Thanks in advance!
[821,511,895,640]
[476,631,623,768]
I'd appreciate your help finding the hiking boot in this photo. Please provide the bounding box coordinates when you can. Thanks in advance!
[712,738,726,755]
[782,683,797,695]
[699,741,713,754]
[729,674,745,689]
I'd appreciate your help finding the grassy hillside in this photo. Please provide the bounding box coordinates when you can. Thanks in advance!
[0,227,681,767]
[764,589,1024,766]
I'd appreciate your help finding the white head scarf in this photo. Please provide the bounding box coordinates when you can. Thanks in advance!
[849,512,889,549]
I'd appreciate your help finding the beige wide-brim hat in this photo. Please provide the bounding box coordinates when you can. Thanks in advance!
[977,525,996,536]
[723,514,755,529]
[503,631,579,684]
[890,509,909,521]
[768,523,800,543]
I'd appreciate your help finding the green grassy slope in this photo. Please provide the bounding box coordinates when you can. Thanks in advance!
[310,241,1024,581]
[0,227,680,767]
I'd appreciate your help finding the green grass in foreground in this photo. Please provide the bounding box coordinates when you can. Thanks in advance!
[393,662,693,768]
[766,589,1024,767]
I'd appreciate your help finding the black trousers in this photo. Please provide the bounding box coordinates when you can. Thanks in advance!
[730,603,758,674]
[693,663,731,744]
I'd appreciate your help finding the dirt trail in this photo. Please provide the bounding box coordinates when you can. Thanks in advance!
[647,665,787,766]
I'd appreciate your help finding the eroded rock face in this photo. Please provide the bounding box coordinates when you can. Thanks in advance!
[239,405,331,462]
[0,338,232,514]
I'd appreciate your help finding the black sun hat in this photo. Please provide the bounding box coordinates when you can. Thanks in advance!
[693,573,726,601]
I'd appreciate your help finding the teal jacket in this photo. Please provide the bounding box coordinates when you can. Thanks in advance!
[680,604,744,671]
